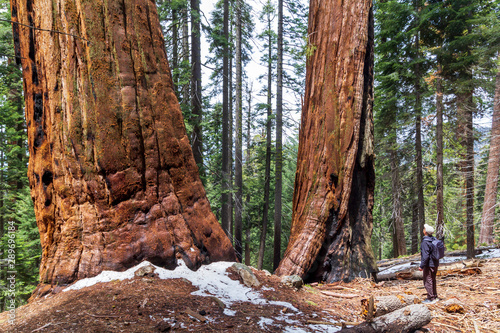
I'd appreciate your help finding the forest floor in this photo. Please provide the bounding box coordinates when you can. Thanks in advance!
[0,251,499,333]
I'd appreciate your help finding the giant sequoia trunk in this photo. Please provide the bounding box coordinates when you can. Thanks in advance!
[275,0,377,282]
[11,0,236,286]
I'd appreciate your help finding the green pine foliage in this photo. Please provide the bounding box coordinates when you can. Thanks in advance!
[374,0,500,257]
[0,0,40,310]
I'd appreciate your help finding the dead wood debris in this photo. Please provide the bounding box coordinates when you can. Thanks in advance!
[315,257,500,333]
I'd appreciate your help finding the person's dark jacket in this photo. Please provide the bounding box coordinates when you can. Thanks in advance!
[420,235,439,269]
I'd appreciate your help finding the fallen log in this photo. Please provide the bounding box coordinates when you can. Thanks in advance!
[361,294,419,318]
[375,270,422,281]
[375,266,482,281]
[377,254,420,268]
[376,246,494,270]
[339,304,431,333]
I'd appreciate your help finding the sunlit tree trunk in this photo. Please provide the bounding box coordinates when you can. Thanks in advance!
[414,31,425,241]
[11,0,236,287]
[273,0,283,272]
[276,0,377,282]
[257,7,273,270]
[435,65,445,240]
[190,0,203,173]
[479,60,500,245]
[457,91,475,258]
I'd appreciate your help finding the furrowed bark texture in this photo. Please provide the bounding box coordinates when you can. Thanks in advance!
[275,0,377,282]
[11,0,236,286]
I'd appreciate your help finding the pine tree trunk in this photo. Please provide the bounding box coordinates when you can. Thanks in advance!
[390,145,406,257]
[10,0,236,286]
[414,35,425,240]
[273,0,284,272]
[190,0,203,173]
[181,5,190,102]
[411,199,419,254]
[234,0,243,262]
[229,41,234,240]
[457,91,475,258]
[275,0,377,282]
[257,12,273,270]
[435,65,445,239]
[244,83,253,266]
[479,61,500,245]
[221,0,231,236]
[171,7,179,96]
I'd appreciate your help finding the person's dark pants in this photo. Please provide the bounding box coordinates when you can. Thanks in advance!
[423,266,438,300]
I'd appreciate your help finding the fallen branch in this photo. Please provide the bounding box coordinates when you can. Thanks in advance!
[185,308,207,322]
[84,311,122,318]
[32,322,53,332]
[306,320,359,326]
[320,291,359,298]
[433,321,462,331]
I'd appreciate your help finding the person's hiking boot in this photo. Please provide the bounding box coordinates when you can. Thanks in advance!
[423,298,439,304]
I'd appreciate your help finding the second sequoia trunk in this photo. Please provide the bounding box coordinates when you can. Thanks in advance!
[275,0,377,282]
[11,0,236,286]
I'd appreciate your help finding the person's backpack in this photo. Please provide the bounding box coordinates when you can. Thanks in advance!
[431,238,445,260]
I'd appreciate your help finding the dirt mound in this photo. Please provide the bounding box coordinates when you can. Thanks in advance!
[1,258,499,332]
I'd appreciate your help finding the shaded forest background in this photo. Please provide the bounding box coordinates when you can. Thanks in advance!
[0,0,499,310]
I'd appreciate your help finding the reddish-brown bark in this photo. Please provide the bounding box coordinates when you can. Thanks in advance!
[275,0,377,282]
[11,0,236,287]
[480,62,500,245]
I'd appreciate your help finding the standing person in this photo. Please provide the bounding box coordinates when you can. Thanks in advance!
[419,224,439,303]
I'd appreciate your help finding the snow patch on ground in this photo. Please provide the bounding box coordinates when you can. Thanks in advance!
[65,260,302,314]
[64,260,153,291]
[258,317,274,330]
[63,260,345,331]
